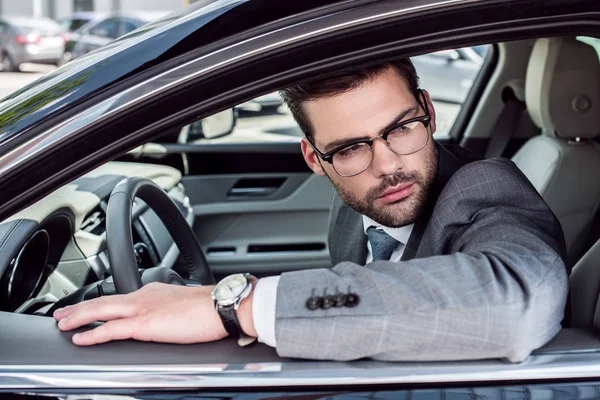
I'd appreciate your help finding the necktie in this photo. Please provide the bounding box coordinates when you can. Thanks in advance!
[366,227,400,261]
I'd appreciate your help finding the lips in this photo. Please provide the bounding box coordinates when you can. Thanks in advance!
[376,183,414,203]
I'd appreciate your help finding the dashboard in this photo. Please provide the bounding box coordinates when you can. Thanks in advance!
[0,161,191,315]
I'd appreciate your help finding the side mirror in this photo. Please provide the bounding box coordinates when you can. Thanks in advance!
[180,108,237,143]
[446,50,460,62]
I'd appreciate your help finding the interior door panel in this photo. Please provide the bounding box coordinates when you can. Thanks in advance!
[122,137,335,278]
[182,173,333,278]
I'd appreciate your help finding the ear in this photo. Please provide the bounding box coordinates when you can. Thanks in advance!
[301,138,326,176]
[421,89,437,135]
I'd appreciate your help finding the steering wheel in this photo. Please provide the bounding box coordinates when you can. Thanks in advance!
[106,177,215,293]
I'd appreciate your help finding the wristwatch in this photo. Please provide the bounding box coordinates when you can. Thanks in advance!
[211,273,254,338]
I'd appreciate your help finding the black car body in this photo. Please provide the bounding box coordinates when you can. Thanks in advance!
[1,0,600,398]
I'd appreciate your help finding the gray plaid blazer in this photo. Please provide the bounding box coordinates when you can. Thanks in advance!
[274,142,569,362]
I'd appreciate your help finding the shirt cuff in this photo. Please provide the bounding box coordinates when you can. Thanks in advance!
[252,275,280,347]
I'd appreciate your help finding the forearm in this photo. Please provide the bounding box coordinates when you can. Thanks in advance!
[274,247,568,362]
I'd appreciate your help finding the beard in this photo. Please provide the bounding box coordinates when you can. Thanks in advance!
[330,141,438,228]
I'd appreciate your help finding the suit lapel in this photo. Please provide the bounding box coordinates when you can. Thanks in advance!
[402,142,479,260]
[331,201,368,265]
[330,141,481,264]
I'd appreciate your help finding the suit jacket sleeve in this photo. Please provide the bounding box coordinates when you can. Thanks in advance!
[273,158,569,362]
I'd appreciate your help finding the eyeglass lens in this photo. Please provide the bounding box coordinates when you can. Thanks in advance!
[332,120,427,176]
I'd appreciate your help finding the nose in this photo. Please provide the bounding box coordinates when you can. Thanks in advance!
[369,137,403,177]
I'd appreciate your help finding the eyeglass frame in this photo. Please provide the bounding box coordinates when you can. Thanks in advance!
[305,89,432,177]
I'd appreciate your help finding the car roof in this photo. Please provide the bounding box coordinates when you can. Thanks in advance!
[111,10,173,23]
[58,11,108,23]
[83,10,172,24]
[1,15,62,27]
[61,11,106,20]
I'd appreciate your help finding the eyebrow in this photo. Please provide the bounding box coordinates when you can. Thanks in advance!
[322,105,420,153]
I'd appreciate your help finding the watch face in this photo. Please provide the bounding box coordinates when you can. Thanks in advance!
[213,274,248,305]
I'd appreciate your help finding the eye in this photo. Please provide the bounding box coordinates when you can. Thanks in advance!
[336,143,367,158]
[388,121,419,136]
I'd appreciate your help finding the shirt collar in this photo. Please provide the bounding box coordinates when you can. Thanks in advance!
[362,215,414,245]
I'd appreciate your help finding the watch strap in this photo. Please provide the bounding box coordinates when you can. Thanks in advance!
[217,304,243,337]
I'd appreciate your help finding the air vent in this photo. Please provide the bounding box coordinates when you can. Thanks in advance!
[81,207,106,235]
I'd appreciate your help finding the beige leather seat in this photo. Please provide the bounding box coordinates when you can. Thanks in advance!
[512,37,600,259]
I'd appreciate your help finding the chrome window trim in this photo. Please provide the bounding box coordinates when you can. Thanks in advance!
[2,352,600,389]
[0,0,475,179]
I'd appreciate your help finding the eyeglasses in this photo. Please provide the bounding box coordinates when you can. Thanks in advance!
[306,90,431,177]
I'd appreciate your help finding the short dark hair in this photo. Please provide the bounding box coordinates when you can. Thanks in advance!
[280,59,420,143]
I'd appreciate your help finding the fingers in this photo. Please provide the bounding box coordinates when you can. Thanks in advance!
[54,295,137,331]
[71,318,141,346]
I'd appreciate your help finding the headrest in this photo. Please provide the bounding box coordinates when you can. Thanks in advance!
[525,37,600,140]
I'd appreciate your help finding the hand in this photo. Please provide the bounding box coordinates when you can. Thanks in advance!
[53,282,255,346]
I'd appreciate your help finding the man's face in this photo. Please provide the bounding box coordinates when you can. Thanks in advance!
[300,66,438,227]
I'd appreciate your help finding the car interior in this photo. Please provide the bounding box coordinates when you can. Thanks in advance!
[2,33,600,365]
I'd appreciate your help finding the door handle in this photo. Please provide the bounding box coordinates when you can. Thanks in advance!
[227,177,286,197]
[228,186,277,196]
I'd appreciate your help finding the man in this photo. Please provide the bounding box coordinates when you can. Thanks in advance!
[54,59,568,362]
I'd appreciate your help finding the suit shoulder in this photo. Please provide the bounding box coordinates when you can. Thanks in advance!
[437,157,543,210]
[452,157,529,186]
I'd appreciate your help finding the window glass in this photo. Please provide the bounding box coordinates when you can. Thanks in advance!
[69,19,91,32]
[120,21,139,36]
[179,46,491,145]
[90,20,120,39]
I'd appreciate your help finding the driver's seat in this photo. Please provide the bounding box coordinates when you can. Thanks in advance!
[511,37,600,260]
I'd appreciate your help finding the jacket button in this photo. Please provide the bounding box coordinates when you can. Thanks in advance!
[321,295,336,309]
[345,293,360,307]
[334,293,347,307]
[306,296,322,310]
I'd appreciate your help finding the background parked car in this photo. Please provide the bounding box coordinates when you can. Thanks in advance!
[56,11,106,34]
[0,16,64,72]
[61,11,167,65]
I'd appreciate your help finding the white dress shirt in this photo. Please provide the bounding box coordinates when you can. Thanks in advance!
[252,218,414,347]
